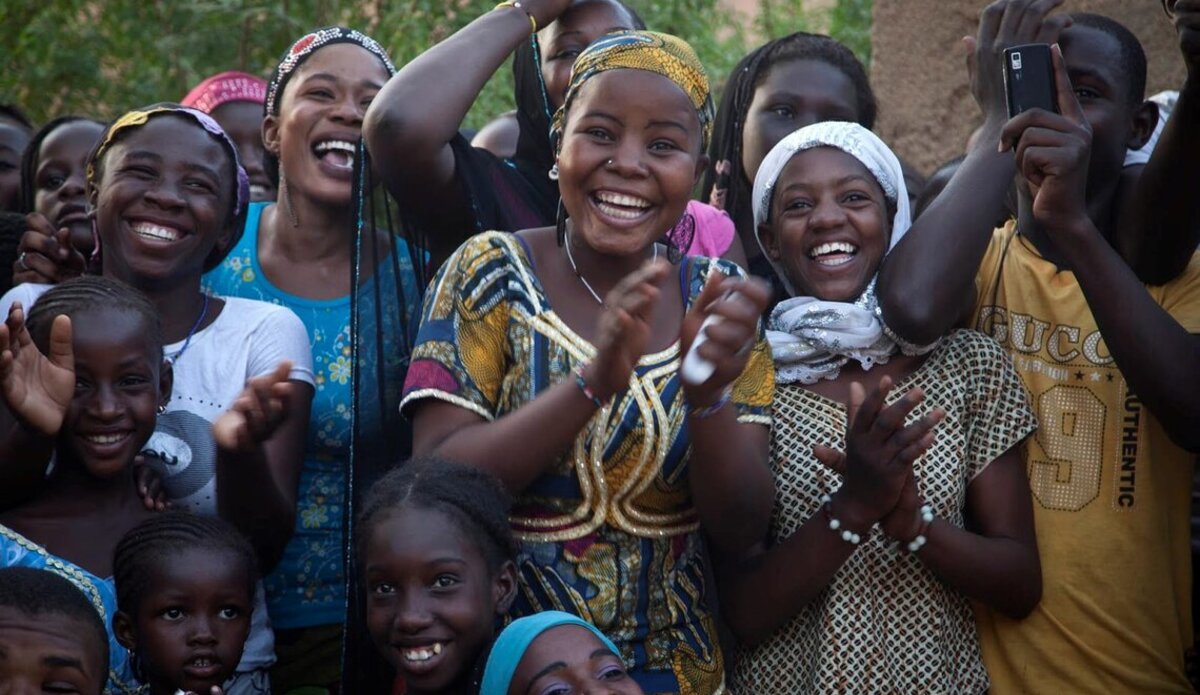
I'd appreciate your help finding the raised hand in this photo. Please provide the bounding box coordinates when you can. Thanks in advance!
[999,43,1092,235]
[212,361,295,453]
[523,0,572,29]
[13,213,88,285]
[133,453,171,512]
[582,259,670,402]
[0,302,74,436]
[816,377,944,530]
[679,271,770,409]
[966,0,1072,126]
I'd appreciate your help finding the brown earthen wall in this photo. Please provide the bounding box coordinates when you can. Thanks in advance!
[871,0,1186,175]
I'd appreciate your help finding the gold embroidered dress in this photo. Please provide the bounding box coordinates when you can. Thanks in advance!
[401,232,773,694]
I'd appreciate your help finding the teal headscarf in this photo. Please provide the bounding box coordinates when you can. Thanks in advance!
[480,611,621,695]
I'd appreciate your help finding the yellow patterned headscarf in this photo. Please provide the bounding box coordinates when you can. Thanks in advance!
[551,30,714,150]
[87,104,249,218]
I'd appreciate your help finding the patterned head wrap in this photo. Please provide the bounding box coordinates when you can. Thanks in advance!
[551,30,715,150]
[481,612,622,695]
[750,121,933,385]
[181,71,267,114]
[87,104,250,220]
[266,27,396,117]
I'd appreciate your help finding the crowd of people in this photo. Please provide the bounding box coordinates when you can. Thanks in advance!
[0,0,1196,693]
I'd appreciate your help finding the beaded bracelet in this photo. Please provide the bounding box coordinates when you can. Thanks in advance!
[688,388,732,419]
[494,0,538,34]
[819,494,863,546]
[906,504,935,553]
[573,364,605,408]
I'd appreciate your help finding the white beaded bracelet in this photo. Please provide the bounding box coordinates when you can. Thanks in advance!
[906,504,935,553]
[819,494,863,546]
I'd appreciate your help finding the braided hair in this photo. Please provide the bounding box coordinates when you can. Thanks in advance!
[357,458,518,574]
[25,276,162,360]
[112,511,259,618]
[17,116,104,215]
[702,32,876,240]
[0,566,109,666]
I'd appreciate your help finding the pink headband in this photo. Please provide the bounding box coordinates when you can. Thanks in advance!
[181,71,268,114]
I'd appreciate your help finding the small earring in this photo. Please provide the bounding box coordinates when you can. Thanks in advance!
[606,159,614,167]
[548,163,559,181]
[157,404,167,415]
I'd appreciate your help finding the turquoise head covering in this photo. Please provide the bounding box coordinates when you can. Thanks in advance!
[480,611,621,695]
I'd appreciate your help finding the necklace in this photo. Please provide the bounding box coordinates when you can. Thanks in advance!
[166,293,210,366]
[564,229,658,306]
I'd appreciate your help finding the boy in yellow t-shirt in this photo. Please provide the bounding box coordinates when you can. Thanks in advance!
[877,1,1200,692]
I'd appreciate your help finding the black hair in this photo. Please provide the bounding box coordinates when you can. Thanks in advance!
[0,211,25,295]
[88,104,249,272]
[0,104,34,132]
[357,457,519,573]
[913,154,966,220]
[0,567,109,666]
[1067,13,1147,108]
[702,32,876,239]
[112,511,259,619]
[26,275,163,360]
[17,116,104,214]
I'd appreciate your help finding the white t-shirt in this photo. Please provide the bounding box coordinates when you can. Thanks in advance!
[0,284,315,672]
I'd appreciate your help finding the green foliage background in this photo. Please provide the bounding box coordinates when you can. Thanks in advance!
[1,0,871,129]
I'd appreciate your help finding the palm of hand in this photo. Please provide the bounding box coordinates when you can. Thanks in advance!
[4,337,74,436]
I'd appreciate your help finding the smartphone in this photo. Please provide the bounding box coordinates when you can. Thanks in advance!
[1003,44,1058,118]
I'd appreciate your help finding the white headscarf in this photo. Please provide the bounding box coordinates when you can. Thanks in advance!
[751,121,933,385]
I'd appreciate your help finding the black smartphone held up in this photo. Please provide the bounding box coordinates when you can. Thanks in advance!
[1003,43,1058,118]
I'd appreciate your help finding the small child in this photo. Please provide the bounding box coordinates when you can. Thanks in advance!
[480,611,644,695]
[0,275,170,693]
[12,115,105,283]
[112,511,259,695]
[357,458,519,695]
[0,566,110,695]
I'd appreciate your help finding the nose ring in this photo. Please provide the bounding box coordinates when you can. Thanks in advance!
[606,159,614,167]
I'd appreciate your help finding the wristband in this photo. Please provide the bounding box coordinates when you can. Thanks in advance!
[573,364,605,408]
[820,494,864,546]
[906,504,935,553]
[494,1,538,34]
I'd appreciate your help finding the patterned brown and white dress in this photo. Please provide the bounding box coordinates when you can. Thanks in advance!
[730,329,1037,695]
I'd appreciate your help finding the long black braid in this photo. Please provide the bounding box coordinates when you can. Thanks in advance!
[701,32,877,242]
[112,511,259,619]
[356,457,518,573]
[26,275,163,359]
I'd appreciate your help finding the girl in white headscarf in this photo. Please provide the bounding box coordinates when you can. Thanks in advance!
[718,122,1042,695]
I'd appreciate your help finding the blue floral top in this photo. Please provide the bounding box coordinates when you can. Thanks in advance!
[0,525,138,694]
[204,202,421,629]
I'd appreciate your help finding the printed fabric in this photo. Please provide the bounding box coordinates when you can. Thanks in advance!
[400,231,774,695]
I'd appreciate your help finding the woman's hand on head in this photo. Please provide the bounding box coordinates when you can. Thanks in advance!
[525,0,573,28]
[816,377,944,528]
[0,303,74,437]
[585,259,670,401]
[967,0,1072,127]
[14,213,88,286]
[212,361,295,454]
[679,272,770,407]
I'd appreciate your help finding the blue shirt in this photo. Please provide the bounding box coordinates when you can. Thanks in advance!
[204,202,421,628]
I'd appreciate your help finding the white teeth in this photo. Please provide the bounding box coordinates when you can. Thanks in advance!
[314,140,357,154]
[85,433,128,445]
[401,643,443,662]
[595,191,651,209]
[131,221,183,242]
[809,241,858,259]
[249,184,269,198]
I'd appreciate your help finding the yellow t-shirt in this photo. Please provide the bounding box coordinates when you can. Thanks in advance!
[970,221,1200,693]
